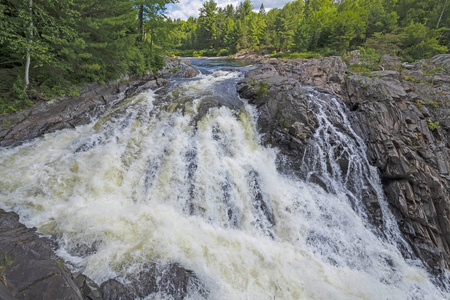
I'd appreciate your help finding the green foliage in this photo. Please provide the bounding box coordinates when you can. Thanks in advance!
[400,22,449,61]
[270,51,322,59]
[427,119,440,131]
[165,0,448,63]
[1,0,449,116]
[0,0,169,115]
[218,49,230,56]
[279,117,289,129]
[3,254,13,266]
[359,47,381,65]
[349,64,382,72]
[416,100,423,111]
[364,30,406,56]
[254,80,270,97]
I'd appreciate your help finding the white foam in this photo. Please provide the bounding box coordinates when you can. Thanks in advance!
[0,71,448,299]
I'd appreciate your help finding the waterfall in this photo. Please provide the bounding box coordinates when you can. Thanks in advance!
[0,67,448,299]
[301,88,411,251]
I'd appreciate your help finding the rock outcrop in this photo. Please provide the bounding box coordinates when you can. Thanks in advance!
[237,64,315,171]
[161,58,201,78]
[0,209,84,299]
[238,54,450,283]
[344,55,450,275]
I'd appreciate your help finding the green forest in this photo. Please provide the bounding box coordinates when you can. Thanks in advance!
[167,0,449,60]
[1,0,449,115]
[0,0,173,114]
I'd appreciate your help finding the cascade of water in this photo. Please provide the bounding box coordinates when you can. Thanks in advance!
[301,88,410,251]
[0,69,448,299]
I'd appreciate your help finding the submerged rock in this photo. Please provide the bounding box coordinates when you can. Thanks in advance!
[100,263,209,300]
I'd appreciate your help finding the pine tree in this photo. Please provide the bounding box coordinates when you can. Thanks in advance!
[197,0,218,49]
[259,4,265,15]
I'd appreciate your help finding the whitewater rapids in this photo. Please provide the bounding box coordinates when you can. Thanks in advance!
[0,69,448,299]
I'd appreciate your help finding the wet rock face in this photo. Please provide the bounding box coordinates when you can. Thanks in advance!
[0,209,83,299]
[344,55,450,274]
[237,64,315,171]
[100,263,209,300]
[239,54,450,280]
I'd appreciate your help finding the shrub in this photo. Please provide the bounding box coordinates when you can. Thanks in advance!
[255,80,269,97]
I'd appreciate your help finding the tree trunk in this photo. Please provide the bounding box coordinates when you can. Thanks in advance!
[24,0,33,92]
[139,4,144,41]
[150,26,154,56]
[437,0,449,29]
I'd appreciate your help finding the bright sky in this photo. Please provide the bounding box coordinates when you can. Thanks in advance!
[166,0,292,20]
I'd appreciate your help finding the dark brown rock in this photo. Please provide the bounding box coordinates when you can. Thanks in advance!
[239,54,450,282]
[0,209,84,300]
[237,64,315,171]
[344,54,450,275]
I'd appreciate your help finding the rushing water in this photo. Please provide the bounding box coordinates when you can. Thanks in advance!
[0,59,448,299]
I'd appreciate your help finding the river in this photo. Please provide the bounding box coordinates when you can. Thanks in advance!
[0,58,448,299]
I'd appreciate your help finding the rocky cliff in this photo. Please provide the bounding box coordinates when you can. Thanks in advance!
[345,55,450,278]
[237,54,450,286]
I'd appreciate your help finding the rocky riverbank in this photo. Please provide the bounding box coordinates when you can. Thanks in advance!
[1,54,450,297]
[0,58,199,148]
[237,54,450,285]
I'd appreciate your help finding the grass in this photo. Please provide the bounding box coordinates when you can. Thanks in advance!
[349,64,382,73]
[170,49,231,57]
[270,51,322,59]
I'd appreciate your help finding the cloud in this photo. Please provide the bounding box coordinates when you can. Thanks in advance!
[166,0,291,20]
[166,0,204,20]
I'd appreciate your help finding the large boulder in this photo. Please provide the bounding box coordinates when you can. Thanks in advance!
[160,58,201,78]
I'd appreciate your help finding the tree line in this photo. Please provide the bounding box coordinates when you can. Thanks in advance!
[0,0,448,115]
[164,0,449,61]
[0,0,174,114]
